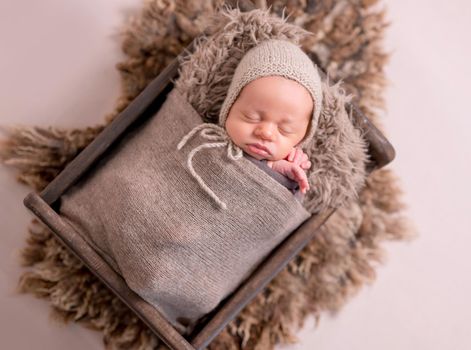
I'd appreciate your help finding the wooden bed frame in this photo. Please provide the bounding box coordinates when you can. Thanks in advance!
[23,1,395,349]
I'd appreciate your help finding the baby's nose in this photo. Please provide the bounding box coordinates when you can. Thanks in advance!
[255,123,275,140]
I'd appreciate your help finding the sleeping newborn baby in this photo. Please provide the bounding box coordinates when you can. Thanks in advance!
[178,39,322,209]
[225,75,315,194]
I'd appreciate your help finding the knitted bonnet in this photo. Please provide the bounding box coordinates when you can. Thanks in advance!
[218,39,323,149]
[177,39,323,210]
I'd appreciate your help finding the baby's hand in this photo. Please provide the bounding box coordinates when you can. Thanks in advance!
[285,148,311,170]
[268,160,310,194]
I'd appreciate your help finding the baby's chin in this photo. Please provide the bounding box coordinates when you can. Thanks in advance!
[245,152,267,160]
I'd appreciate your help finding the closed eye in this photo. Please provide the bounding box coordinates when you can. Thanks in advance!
[243,114,260,122]
[279,126,295,134]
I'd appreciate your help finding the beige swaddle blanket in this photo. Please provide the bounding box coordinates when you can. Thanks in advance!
[59,88,311,334]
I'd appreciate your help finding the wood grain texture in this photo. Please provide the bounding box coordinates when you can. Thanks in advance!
[24,193,196,350]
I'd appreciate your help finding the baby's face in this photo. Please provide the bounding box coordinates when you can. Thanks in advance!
[225,76,313,161]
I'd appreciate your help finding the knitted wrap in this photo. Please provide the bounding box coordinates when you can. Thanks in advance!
[59,88,311,334]
[218,39,323,149]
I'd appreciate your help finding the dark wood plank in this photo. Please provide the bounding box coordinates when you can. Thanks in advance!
[24,192,197,350]
[348,103,395,169]
[189,209,335,349]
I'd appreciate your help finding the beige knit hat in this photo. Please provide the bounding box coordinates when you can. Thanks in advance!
[218,39,323,149]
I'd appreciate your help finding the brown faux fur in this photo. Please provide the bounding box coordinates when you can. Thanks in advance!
[0,1,416,349]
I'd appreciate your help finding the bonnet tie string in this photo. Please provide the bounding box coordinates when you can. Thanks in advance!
[177,123,243,210]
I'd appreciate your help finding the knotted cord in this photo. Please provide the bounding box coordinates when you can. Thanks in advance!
[177,123,243,210]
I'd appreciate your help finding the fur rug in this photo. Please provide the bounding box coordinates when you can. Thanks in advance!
[0,0,415,349]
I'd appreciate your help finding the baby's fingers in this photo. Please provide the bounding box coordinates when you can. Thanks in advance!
[293,148,304,164]
[287,148,296,162]
[300,160,311,170]
[300,152,309,163]
[292,166,310,194]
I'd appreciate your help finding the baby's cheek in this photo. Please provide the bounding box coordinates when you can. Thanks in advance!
[225,120,241,144]
[281,148,294,160]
